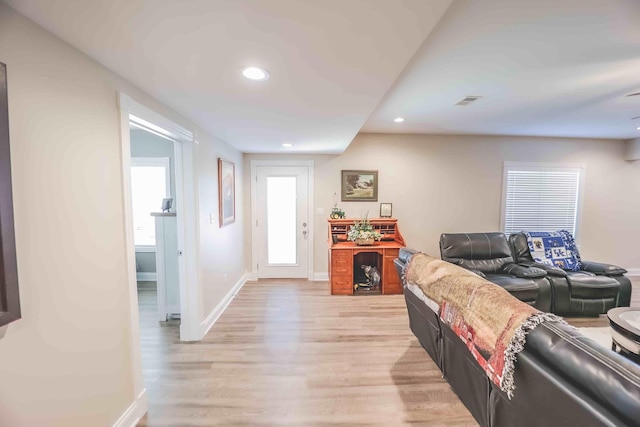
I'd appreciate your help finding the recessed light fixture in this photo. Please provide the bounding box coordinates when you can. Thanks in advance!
[394,117,405,123]
[242,66,270,81]
[282,143,293,147]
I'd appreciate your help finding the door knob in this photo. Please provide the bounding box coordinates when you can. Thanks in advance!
[303,222,307,227]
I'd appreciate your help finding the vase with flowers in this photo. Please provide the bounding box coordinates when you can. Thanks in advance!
[347,217,382,246]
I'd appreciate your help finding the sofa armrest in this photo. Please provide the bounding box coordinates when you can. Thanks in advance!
[468,269,487,278]
[518,261,567,277]
[581,260,627,276]
[398,248,418,264]
[501,263,547,278]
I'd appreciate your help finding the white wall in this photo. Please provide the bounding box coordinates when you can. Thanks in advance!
[196,136,245,320]
[0,3,245,425]
[244,133,640,275]
[0,5,133,426]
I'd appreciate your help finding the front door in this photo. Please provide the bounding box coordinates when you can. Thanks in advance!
[256,166,309,278]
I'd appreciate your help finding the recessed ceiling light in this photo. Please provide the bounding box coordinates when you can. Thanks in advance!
[242,66,270,81]
[282,143,293,147]
[394,117,405,123]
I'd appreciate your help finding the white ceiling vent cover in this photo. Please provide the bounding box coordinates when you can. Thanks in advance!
[456,96,482,106]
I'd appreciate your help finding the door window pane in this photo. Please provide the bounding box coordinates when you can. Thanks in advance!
[131,164,168,245]
[267,176,296,264]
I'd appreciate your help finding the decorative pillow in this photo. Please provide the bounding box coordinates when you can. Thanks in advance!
[523,230,582,271]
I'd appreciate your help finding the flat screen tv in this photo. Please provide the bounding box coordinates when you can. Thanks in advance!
[0,61,21,328]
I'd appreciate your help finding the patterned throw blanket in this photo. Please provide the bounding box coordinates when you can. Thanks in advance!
[403,253,562,398]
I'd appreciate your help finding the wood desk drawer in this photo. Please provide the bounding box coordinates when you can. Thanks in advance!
[332,251,352,261]
[331,275,353,289]
[333,257,352,268]
[332,264,351,275]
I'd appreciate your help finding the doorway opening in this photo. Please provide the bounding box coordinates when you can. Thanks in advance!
[118,92,201,420]
[130,128,181,329]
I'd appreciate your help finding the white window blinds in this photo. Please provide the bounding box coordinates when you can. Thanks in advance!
[503,164,583,237]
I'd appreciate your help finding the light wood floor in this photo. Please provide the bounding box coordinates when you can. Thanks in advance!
[137,279,638,426]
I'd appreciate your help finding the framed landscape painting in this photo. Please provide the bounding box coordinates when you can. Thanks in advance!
[218,158,235,227]
[0,62,21,328]
[341,170,378,201]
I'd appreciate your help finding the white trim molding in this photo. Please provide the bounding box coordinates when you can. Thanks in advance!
[200,273,250,338]
[121,95,195,144]
[136,272,157,282]
[625,268,640,277]
[166,305,181,316]
[313,272,329,281]
[112,389,147,427]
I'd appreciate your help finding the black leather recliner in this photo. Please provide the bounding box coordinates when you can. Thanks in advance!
[509,232,630,315]
[439,233,552,311]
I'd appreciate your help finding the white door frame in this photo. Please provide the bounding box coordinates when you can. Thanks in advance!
[117,92,202,411]
[250,160,315,280]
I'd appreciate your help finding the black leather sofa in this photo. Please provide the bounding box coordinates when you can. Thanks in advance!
[440,232,552,312]
[394,249,640,427]
[509,232,631,315]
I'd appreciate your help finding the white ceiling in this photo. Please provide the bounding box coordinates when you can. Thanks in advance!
[5,0,640,153]
[364,0,640,139]
[3,0,451,153]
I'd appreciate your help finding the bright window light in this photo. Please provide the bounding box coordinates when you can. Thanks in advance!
[267,176,297,264]
[131,158,170,246]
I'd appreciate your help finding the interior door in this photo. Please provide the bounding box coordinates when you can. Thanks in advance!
[256,166,309,278]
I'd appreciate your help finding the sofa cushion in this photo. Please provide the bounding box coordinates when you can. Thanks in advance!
[524,230,582,271]
[440,232,513,273]
[566,272,620,299]
[485,274,539,302]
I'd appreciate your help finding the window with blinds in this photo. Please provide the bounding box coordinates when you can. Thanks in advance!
[502,164,584,237]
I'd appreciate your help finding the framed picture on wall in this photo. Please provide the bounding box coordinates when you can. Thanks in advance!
[341,170,378,201]
[218,158,235,227]
[380,203,392,218]
[0,62,21,328]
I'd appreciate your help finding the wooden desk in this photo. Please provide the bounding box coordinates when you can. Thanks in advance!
[328,219,405,295]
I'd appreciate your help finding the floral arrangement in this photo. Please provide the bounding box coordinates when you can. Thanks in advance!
[347,217,382,242]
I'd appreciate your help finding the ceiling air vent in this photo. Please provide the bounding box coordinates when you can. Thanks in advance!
[456,96,482,106]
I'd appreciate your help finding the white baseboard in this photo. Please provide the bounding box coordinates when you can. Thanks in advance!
[313,272,329,281]
[248,270,258,281]
[113,389,147,427]
[166,305,180,316]
[136,272,157,282]
[200,272,249,338]
[625,268,640,277]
